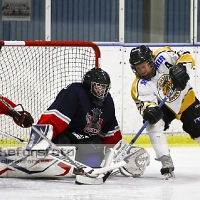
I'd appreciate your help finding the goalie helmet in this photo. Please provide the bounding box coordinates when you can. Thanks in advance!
[129,45,156,80]
[82,68,111,107]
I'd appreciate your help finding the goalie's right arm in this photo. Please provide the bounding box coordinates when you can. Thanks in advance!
[0,96,34,128]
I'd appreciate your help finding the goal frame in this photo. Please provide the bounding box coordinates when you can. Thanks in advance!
[0,40,101,146]
[0,40,101,68]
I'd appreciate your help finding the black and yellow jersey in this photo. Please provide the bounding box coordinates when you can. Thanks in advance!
[131,46,195,119]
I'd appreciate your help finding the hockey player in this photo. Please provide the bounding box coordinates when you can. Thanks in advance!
[36,67,122,167]
[129,45,200,179]
[0,95,34,128]
[26,67,150,178]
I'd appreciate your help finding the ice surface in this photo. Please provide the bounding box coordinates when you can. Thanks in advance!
[0,147,200,200]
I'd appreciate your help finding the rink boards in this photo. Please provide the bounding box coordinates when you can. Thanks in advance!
[123,134,199,147]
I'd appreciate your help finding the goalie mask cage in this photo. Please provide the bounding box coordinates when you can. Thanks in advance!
[0,40,100,147]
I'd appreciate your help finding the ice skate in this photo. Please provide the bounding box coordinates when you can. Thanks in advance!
[156,155,175,180]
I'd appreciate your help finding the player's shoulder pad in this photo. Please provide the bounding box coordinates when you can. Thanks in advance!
[153,46,178,72]
[152,46,172,57]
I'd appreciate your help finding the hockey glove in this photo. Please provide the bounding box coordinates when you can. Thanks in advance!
[9,109,34,128]
[143,106,163,124]
[169,63,190,91]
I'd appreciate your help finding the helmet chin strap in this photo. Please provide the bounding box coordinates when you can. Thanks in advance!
[136,63,156,81]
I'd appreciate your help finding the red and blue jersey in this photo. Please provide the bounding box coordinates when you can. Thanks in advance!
[38,83,122,144]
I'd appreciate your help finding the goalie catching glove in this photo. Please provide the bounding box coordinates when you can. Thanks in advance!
[8,104,34,128]
[169,63,190,91]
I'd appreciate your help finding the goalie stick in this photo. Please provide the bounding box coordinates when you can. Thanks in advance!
[0,98,96,175]
[76,85,176,184]
[0,86,175,185]
[0,129,126,174]
[0,98,127,184]
[30,125,126,176]
[0,128,126,180]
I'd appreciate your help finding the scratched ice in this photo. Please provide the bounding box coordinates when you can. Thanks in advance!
[0,147,200,200]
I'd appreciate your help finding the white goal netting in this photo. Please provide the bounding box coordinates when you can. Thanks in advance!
[0,41,100,147]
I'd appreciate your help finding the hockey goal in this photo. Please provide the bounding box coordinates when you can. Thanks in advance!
[0,40,100,147]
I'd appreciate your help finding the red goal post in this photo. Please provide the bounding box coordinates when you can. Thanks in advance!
[0,40,101,147]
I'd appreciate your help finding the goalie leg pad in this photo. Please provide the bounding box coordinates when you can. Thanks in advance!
[104,140,150,177]
[100,148,115,167]
[100,140,129,169]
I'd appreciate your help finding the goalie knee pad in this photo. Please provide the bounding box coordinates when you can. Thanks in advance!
[100,148,116,167]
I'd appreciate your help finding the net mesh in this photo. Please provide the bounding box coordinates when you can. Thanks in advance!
[0,41,100,147]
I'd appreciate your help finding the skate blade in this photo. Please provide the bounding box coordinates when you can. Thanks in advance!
[162,172,175,180]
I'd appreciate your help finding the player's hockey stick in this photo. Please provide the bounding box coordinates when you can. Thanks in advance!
[76,85,176,184]
[0,130,28,144]
[0,94,21,122]
[115,86,176,161]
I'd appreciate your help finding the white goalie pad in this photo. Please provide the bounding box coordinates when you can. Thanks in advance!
[103,140,150,177]
[26,124,53,152]
[0,145,76,178]
[119,145,150,177]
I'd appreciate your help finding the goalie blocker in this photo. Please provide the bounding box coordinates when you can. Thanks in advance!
[26,124,53,155]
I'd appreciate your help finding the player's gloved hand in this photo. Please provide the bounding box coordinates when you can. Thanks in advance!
[8,108,34,128]
[143,106,163,124]
[7,104,34,128]
[169,63,190,91]
[13,111,34,128]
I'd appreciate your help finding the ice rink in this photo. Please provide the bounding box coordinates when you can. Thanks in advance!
[0,146,200,200]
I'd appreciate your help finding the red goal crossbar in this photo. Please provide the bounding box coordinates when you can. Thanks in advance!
[0,40,101,68]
